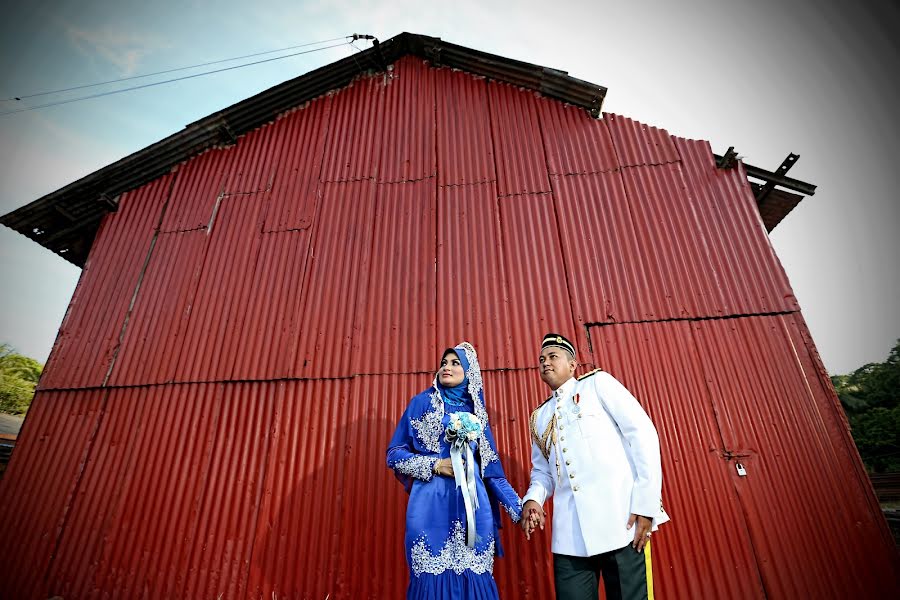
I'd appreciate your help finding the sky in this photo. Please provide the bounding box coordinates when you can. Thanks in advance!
[0,0,897,375]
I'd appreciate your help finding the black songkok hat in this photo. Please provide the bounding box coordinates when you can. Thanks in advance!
[541,333,576,359]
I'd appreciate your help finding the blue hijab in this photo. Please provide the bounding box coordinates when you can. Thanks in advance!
[436,347,471,406]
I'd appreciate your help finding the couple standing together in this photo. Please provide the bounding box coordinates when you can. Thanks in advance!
[387,334,669,600]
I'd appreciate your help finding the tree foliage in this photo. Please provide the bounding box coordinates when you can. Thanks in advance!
[832,340,900,473]
[0,343,43,415]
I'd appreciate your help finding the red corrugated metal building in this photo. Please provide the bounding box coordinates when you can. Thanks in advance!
[1,33,896,599]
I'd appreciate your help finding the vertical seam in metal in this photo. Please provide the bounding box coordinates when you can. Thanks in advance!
[535,97,582,362]
[432,63,440,360]
[291,96,336,374]
[484,80,514,361]
[178,382,225,597]
[687,319,770,599]
[240,382,278,600]
[101,174,179,387]
[43,387,112,588]
[168,175,227,382]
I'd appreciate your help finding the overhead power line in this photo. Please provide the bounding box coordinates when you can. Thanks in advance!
[2,36,352,103]
[0,38,358,117]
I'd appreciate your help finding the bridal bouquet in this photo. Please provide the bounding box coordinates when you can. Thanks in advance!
[444,412,482,547]
[445,411,483,446]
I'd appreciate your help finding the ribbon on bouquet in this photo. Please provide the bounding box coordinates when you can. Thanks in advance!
[445,429,480,548]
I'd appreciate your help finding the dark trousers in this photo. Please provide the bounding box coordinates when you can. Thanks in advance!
[553,541,653,600]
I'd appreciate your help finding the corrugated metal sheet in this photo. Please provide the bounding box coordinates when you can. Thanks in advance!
[379,56,436,183]
[38,175,171,389]
[35,382,275,599]
[294,180,376,377]
[161,147,229,232]
[589,320,765,599]
[688,315,897,597]
[7,56,895,599]
[605,113,680,167]
[488,82,552,197]
[435,68,495,186]
[321,76,385,183]
[538,96,618,176]
[352,179,437,375]
[436,182,513,371]
[0,389,105,600]
[675,137,799,314]
[498,193,580,366]
[170,191,268,383]
[262,96,330,232]
[619,162,723,320]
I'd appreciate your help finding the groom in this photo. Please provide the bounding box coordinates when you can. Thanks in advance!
[521,333,669,600]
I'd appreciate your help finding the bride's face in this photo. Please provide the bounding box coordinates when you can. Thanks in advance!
[438,353,465,387]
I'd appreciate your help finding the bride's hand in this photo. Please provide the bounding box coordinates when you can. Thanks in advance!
[433,458,454,477]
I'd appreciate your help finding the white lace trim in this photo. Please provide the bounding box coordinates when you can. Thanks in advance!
[502,497,523,524]
[393,455,437,481]
[410,520,495,577]
[455,342,498,474]
[410,391,444,453]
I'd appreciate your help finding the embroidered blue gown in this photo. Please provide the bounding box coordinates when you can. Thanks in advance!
[387,344,522,600]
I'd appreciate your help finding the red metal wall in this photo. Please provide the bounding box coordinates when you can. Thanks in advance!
[1,56,895,598]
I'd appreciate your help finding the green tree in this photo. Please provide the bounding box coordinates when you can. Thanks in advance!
[0,343,43,415]
[833,339,900,472]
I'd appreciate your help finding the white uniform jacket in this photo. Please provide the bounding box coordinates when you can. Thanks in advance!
[523,371,669,556]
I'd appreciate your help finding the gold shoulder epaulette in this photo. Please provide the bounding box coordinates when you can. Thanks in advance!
[577,368,603,381]
[529,396,554,456]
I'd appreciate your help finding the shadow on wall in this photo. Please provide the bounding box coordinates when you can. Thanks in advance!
[249,389,549,599]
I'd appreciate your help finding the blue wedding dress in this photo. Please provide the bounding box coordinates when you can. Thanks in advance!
[387,343,522,599]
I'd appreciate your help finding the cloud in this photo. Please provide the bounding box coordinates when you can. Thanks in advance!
[66,26,169,76]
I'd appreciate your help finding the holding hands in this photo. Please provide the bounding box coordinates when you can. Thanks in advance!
[520,499,545,540]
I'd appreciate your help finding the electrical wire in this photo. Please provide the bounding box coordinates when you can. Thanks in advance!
[2,35,352,102]
[0,40,352,117]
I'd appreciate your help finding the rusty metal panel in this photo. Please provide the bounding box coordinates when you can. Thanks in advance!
[498,193,581,366]
[0,389,104,600]
[230,229,314,380]
[320,76,385,183]
[352,179,437,375]
[294,180,376,377]
[675,137,799,314]
[550,170,649,325]
[107,229,207,386]
[292,375,419,599]
[262,96,331,232]
[589,320,767,599]
[436,182,512,371]
[379,56,436,183]
[435,67,494,186]
[44,382,275,599]
[222,121,281,195]
[488,82,551,196]
[39,176,171,389]
[161,147,230,232]
[689,315,899,598]
[619,162,724,320]
[169,193,267,383]
[604,112,679,167]
[538,96,618,175]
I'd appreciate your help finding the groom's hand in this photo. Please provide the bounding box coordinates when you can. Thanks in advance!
[521,500,545,540]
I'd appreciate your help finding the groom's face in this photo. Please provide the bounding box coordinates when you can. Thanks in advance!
[538,347,577,390]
